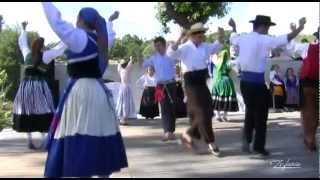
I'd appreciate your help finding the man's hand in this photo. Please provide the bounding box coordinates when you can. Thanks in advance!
[228,18,236,28]
[109,11,119,22]
[298,17,306,28]
[22,21,28,30]
[228,18,237,32]
[290,23,296,31]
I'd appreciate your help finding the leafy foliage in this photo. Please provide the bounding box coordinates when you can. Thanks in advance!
[156,2,230,33]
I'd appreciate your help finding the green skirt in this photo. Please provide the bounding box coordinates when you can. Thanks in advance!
[211,75,239,112]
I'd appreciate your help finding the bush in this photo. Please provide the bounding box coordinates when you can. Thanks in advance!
[0,70,13,131]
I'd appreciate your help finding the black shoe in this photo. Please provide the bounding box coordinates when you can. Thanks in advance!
[253,149,270,156]
[28,143,36,150]
[242,141,251,153]
[304,139,317,152]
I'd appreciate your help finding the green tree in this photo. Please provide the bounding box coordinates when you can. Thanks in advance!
[296,34,316,43]
[0,25,39,100]
[207,30,231,48]
[109,34,145,62]
[0,15,3,33]
[142,41,155,59]
[0,70,13,131]
[156,2,230,33]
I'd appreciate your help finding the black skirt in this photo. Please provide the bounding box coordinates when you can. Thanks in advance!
[139,87,159,118]
[175,81,187,118]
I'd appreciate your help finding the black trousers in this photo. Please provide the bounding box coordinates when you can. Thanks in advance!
[240,81,270,150]
[159,82,177,133]
[184,69,215,143]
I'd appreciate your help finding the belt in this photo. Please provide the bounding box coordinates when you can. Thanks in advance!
[157,79,175,85]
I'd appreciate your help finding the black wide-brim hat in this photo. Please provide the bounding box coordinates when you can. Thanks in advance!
[250,15,276,26]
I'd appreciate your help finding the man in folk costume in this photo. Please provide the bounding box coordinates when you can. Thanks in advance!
[142,37,177,142]
[229,15,306,156]
[168,23,225,156]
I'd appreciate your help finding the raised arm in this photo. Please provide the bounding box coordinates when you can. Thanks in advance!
[125,56,134,70]
[206,27,224,55]
[265,17,306,49]
[42,41,67,64]
[41,2,87,53]
[136,74,145,87]
[228,18,241,46]
[287,18,306,42]
[18,22,30,61]
[107,11,119,50]
[107,21,116,50]
[167,31,186,59]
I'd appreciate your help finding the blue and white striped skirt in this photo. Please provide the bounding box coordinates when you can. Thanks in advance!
[12,78,54,132]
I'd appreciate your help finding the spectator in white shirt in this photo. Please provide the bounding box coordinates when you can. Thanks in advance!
[229,15,306,156]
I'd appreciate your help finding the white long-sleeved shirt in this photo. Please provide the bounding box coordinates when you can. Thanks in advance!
[269,70,283,85]
[230,31,288,73]
[136,74,157,88]
[285,40,310,59]
[41,2,116,56]
[118,60,133,84]
[18,29,67,64]
[167,40,223,73]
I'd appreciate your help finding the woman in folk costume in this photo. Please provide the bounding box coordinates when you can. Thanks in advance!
[211,47,239,122]
[13,21,63,150]
[116,57,137,125]
[136,65,159,119]
[41,2,128,177]
[283,67,299,110]
[269,64,286,112]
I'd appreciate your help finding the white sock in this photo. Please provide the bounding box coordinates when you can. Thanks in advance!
[223,111,228,119]
[215,111,221,119]
[27,133,33,144]
[41,133,46,140]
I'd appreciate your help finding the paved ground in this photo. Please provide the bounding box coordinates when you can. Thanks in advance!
[0,111,318,178]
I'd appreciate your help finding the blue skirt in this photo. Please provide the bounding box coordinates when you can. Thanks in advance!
[44,78,128,177]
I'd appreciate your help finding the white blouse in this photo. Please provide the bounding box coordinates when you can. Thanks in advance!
[118,60,134,84]
[269,70,283,85]
[167,40,223,73]
[41,2,116,64]
[18,29,66,64]
[136,74,157,88]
